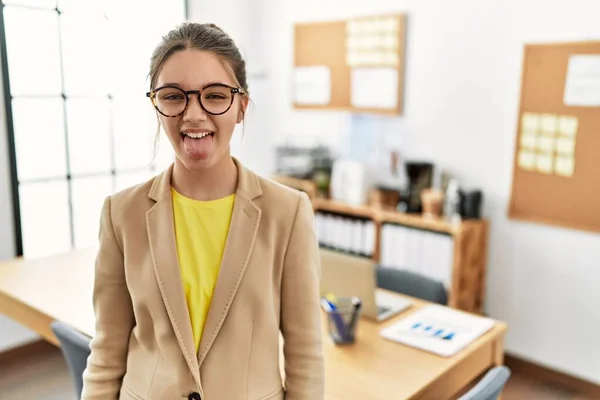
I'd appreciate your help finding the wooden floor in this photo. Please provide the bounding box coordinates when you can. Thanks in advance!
[0,342,594,400]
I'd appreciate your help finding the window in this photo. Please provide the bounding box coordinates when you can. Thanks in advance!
[1,0,186,257]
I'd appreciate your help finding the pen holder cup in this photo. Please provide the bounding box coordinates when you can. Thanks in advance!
[323,297,362,345]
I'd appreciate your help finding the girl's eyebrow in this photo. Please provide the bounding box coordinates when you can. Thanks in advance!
[158,82,230,89]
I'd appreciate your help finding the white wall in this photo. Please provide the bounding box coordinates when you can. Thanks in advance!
[193,0,600,384]
[188,0,276,176]
[0,50,39,351]
[264,0,600,384]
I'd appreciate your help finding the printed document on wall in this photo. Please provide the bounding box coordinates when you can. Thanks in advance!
[563,55,600,107]
[350,67,398,109]
[293,66,331,105]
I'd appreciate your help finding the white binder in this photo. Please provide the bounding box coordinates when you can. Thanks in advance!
[379,223,454,289]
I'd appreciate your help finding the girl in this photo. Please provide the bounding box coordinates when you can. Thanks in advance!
[82,22,324,400]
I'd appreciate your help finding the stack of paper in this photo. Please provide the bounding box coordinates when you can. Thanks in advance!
[380,304,495,357]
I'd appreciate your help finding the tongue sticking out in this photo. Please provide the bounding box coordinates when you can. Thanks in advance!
[183,135,214,159]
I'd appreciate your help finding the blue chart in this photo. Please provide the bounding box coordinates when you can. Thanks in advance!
[407,320,460,341]
[380,305,496,357]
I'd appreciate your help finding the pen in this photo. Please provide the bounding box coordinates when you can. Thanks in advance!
[326,293,339,306]
[348,297,362,335]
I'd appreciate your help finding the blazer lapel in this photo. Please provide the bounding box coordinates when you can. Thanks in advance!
[146,165,201,386]
[197,159,263,367]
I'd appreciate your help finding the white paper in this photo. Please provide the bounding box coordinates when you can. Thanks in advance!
[564,55,600,107]
[380,304,496,357]
[350,67,398,109]
[293,66,331,105]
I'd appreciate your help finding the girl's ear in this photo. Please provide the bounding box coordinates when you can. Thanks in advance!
[238,96,249,123]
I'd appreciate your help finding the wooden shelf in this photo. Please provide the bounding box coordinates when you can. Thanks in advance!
[313,198,472,235]
[377,209,461,235]
[313,198,377,220]
[272,176,490,314]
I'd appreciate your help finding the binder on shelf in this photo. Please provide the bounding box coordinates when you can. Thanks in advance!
[379,222,453,289]
[315,211,375,257]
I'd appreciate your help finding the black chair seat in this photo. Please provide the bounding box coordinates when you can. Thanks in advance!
[376,265,448,305]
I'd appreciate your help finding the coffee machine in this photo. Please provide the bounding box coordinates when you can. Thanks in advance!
[398,161,434,213]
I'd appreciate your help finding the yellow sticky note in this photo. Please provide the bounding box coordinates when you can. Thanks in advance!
[346,37,358,50]
[558,116,579,137]
[535,154,553,174]
[536,136,555,152]
[347,21,360,35]
[355,52,367,65]
[520,131,537,149]
[386,16,399,32]
[346,53,358,67]
[367,54,380,65]
[518,150,536,170]
[522,113,539,132]
[367,20,378,33]
[540,114,558,134]
[555,156,575,177]
[383,34,398,49]
[556,137,576,155]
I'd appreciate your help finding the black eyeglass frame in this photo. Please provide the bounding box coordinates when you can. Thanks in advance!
[146,83,245,117]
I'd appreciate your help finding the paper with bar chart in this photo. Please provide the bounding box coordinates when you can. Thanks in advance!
[380,304,495,357]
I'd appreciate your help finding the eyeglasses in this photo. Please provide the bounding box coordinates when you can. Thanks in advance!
[146,83,245,117]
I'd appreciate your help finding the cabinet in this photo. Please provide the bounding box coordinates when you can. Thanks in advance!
[274,176,489,315]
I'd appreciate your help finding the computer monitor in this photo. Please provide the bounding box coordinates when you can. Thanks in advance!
[319,248,411,321]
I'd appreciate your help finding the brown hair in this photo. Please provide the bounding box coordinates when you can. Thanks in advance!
[148,23,249,157]
[149,22,249,93]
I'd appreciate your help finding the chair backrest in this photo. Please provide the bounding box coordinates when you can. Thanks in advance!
[375,266,448,304]
[51,321,91,399]
[458,366,511,400]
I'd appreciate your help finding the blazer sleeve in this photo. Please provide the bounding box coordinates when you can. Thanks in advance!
[81,196,135,399]
[280,192,325,400]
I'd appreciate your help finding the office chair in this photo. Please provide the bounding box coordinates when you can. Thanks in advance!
[50,320,91,400]
[458,365,511,400]
[375,266,448,305]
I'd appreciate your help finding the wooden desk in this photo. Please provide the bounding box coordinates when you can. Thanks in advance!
[0,248,507,400]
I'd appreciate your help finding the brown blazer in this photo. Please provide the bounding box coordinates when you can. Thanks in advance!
[81,159,325,400]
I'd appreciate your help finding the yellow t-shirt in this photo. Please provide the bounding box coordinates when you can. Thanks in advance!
[171,188,235,352]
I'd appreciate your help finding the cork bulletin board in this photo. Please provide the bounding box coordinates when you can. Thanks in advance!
[292,13,407,115]
[508,41,600,234]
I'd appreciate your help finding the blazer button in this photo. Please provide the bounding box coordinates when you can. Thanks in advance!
[188,392,201,400]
